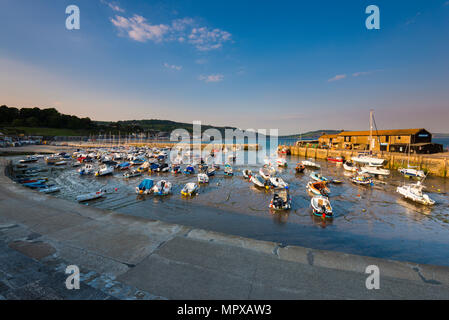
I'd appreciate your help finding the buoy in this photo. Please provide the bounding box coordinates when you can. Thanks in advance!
[115,188,118,192]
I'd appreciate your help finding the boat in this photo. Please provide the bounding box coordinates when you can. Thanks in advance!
[22,181,47,189]
[251,174,269,189]
[181,183,199,196]
[39,186,61,194]
[276,158,287,167]
[396,181,435,206]
[206,167,216,177]
[224,164,233,176]
[117,162,131,170]
[295,163,305,173]
[311,196,333,218]
[95,165,114,177]
[343,161,358,172]
[149,163,160,172]
[351,152,385,166]
[327,156,343,163]
[399,168,426,179]
[259,166,274,180]
[54,160,68,166]
[76,190,105,202]
[351,173,373,186]
[152,180,172,196]
[156,163,170,172]
[360,165,390,176]
[123,169,142,178]
[310,172,329,182]
[135,179,154,194]
[242,169,252,179]
[269,176,288,189]
[171,164,181,174]
[302,159,321,169]
[307,181,330,196]
[269,189,292,210]
[183,165,195,175]
[19,156,38,163]
[198,173,209,183]
[78,164,94,175]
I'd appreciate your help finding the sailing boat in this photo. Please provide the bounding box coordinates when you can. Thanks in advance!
[398,140,425,179]
[351,110,386,166]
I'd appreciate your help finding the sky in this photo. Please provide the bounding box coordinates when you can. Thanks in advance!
[0,0,448,135]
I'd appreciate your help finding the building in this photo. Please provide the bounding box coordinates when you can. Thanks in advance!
[318,128,443,154]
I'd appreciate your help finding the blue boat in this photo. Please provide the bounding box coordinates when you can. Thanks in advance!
[183,165,195,174]
[310,172,329,182]
[136,179,154,194]
[150,163,160,172]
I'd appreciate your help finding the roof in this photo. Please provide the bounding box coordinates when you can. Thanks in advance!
[318,134,338,139]
[337,129,428,137]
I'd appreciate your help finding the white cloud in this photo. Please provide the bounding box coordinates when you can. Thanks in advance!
[110,13,231,51]
[198,74,224,83]
[164,63,182,71]
[328,74,346,82]
[101,0,125,13]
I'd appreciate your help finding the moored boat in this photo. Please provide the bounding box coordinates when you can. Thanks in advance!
[152,180,172,195]
[251,174,269,189]
[310,172,329,182]
[269,189,291,210]
[76,190,105,202]
[181,182,199,196]
[198,173,209,183]
[269,176,288,189]
[224,163,234,176]
[311,196,333,218]
[135,179,154,194]
[295,163,305,173]
[307,181,330,196]
[399,168,425,179]
[396,181,435,206]
[242,169,252,179]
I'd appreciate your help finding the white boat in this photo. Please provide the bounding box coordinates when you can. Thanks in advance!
[123,169,142,178]
[351,154,385,166]
[399,168,425,179]
[360,165,390,176]
[181,183,199,196]
[311,196,333,218]
[19,156,38,163]
[269,189,291,210]
[95,165,114,177]
[276,158,287,167]
[351,173,373,185]
[152,180,172,195]
[310,172,329,182]
[343,161,358,172]
[242,169,252,179]
[39,186,61,194]
[302,160,320,169]
[269,176,288,189]
[224,164,234,176]
[76,190,105,202]
[307,181,330,196]
[251,174,268,188]
[78,164,94,175]
[198,173,209,183]
[259,165,275,180]
[396,181,435,206]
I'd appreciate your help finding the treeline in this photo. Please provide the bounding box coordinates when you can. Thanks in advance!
[0,105,93,130]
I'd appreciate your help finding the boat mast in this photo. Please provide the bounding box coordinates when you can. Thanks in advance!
[369,109,374,153]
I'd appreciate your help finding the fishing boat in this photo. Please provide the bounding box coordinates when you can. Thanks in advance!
[343,161,358,172]
[307,181,330,196]
[269,176,288,189]
[152,180,172,196]
[242,169,252,179]
[295,163,305,173]
[276,158,287,167]
[198,173,209,183]
[360,165,390,176]
[302,159,321,169]
[269,189,292,210]
[396,181,435,206]
[76,190,105,202]
[311,196,333,218]
[181,183,199,196]
[351,173,373,186]
[310,172,329,182]
[135,179,154,194]
[123,169,142,178]
[183,165,195,175]
[327,156,343,163]
[224,164,233,176]
[251,174,269,189]
[95,165,114,177]
[398,168,425,179]
[19,156,38,163]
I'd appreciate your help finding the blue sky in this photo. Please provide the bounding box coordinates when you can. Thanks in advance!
[1,0,448,134]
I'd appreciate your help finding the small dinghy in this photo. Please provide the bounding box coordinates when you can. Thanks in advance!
[276,158,287,167]
[343,161,357,172]
[224,164,234,176]
[269,189,291,210]
[310,172,329,182]
[242,169,252,179]
[302,159,320,169]
[183,165,195,175]
[351,173,373,186]
[19,156,38,163]
[123,169,142,179]
[311,196,333,218]
[117,162,131,170]
[54,160,68,166]
[327,156,343,163]
[396,181,435,206]
[198,173,209,183]
[76,190,105,202]
[95,165,114,177]
[206,167,216,177]
[171,164,181,174]
[181,183,199,196]
[361,165,390,176]
[39,186,61,194]
[136,179,154,194]
[152,180,172,195]
[399,168,425,179]
[156,163,170,172]
[307,181,330,196]
[149,163,160,172]
[295,163,305,173]
[259,166,275,180]
[251,174,269,189]
[269,176,288,189]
